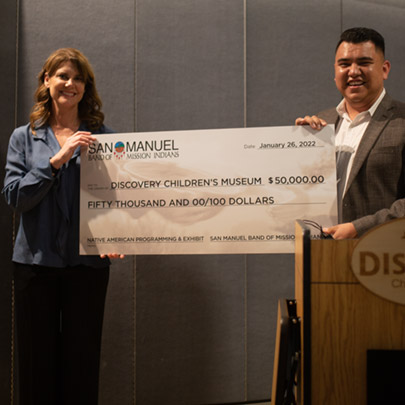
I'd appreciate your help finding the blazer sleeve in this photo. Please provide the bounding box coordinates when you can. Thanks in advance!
[2,127,57,213]
[352,198,405,236]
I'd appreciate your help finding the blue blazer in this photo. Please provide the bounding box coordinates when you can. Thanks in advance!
[3,123,112,267]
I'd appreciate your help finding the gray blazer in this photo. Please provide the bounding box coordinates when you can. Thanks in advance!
[319,93,405,236]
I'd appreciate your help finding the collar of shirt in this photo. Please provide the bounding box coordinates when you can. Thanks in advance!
[336,88,386,126]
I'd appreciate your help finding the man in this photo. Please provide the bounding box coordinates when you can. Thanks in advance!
[296,27,405,239]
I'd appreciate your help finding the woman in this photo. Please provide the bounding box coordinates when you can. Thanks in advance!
[3,48,120,404]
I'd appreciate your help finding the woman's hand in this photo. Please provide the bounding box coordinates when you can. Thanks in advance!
[50,131,96,169]
[100,253,125,259]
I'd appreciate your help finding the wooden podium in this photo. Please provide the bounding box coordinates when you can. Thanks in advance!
[294,220,405,404]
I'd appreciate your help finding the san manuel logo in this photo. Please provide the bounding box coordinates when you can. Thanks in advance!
[87,138,180,161]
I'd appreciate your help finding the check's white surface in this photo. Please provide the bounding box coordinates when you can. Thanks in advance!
[80,125,337,254]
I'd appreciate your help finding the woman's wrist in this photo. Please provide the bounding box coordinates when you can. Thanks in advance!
[50,156,62,172]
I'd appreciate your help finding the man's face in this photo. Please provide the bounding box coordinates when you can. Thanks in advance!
[334,41,390,114]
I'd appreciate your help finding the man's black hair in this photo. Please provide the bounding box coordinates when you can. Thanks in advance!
[335,27,385,56]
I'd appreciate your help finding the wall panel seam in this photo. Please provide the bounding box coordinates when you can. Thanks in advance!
[243,0,247,128]
[133,256,136,405]
[134,0,138,133]
[244,254,248,402]
[133,3,137,404]
[243,2,248,401]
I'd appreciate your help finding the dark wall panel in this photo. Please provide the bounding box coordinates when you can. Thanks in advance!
[246,0,341,127]
[342,0,405,103]
[17,0,135,133]
[136,255,246,404]
[0,1,17,404]
[136,0,245,131]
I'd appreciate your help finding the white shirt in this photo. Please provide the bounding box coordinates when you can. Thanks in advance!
[335,88,386,198]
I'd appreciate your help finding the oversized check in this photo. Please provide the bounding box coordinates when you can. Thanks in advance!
[80,126,337,255]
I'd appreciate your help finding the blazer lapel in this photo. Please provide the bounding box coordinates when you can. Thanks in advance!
[345,94,394,193]
[33,126,61,156]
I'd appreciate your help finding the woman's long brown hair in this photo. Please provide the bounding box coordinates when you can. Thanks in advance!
[30,48,104,133]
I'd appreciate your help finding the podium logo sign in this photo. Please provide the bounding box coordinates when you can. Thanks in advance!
[351,218,405,305]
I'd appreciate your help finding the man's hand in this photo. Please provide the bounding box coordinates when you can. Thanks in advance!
[295,115,327,130]
[323,223,358,240]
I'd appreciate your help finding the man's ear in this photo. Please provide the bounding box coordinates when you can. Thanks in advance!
[383,60,391,80]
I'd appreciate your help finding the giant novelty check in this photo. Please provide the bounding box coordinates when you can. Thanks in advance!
[80,125,337,255]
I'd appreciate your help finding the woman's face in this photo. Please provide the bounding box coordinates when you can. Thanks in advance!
[44,61,85,111]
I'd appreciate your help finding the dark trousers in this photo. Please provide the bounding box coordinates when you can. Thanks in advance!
[13,263,110,405]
